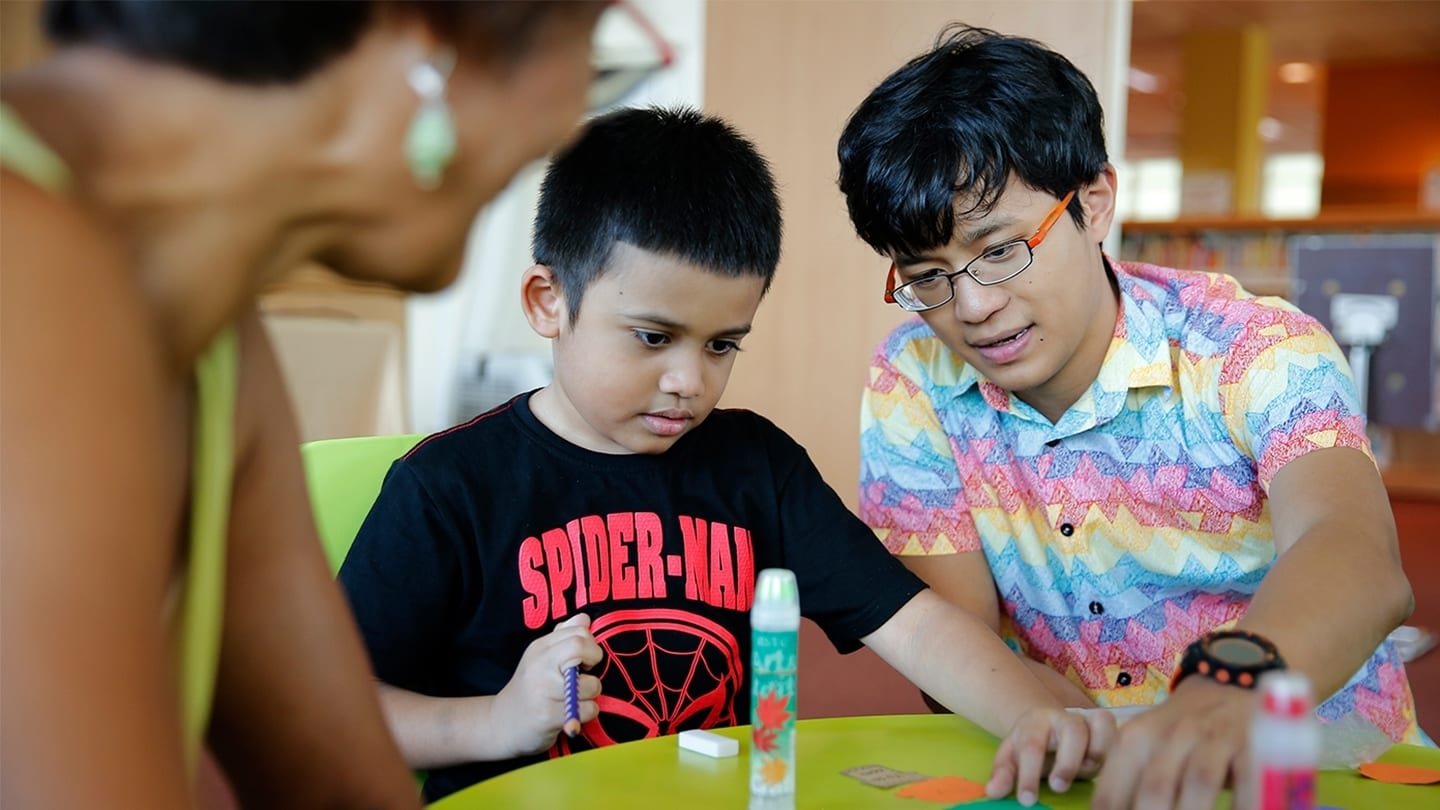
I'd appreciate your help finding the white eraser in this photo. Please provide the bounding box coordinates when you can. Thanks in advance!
[678,729,739,758]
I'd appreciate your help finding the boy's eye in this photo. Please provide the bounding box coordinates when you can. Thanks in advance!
[707,339,741,355]
[910,274,945,289]
[634,330,669,347]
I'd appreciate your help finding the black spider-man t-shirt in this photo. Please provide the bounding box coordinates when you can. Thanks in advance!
[339,391,926,802]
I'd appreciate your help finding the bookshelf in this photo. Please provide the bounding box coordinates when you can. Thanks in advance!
[1118,212,1440,298]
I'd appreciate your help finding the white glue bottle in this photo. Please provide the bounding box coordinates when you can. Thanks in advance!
[1250,671,1319,810]
[749,568,799,808]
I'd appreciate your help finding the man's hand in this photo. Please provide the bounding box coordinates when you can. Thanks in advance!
[986,706,1116,806]
[490,614,604,758]
[1092,678,1257,810]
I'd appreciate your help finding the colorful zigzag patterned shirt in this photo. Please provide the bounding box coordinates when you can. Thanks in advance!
[860,259,1421,744]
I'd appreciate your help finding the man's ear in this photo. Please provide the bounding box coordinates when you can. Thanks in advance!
[520,265,564,338]
[1080,163,1119,243]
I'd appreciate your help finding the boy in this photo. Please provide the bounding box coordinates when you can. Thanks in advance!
[839,25,1421,810]
[339,107,1110,803]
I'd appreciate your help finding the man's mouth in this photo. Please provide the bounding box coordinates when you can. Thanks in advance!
[972,326,1030,349]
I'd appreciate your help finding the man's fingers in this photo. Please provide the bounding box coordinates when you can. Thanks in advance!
[1135,724,1200,810]
[1176,739,1233,810]
[1092,730,1151,810]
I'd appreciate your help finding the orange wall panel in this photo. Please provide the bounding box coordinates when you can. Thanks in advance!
[1321,62,1440,210]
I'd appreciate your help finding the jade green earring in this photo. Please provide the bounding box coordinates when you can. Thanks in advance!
[405,49,457,190]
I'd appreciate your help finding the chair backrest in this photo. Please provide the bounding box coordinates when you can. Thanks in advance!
[300,433,425,573]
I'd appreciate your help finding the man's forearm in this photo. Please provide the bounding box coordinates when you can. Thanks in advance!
[1238,529,1412,700]
[864,590,1065,736]
[376,682,510,769]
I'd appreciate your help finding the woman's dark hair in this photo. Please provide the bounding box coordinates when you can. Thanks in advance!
[533,106,783,323]
[837,24,1108,258]
[44,0,601,85]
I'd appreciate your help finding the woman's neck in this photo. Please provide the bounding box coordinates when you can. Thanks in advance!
[2,48,359,368]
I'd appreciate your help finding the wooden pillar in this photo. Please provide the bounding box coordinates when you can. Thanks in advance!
[1178,26,1269,215]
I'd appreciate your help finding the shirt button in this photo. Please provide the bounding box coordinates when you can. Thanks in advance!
[1060,523,1074,537]
[1089,601,1105,615]
[1117,671,1132,686]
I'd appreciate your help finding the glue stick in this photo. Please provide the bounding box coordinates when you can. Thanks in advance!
[1251,671,1319,810]
[749,568,799,807]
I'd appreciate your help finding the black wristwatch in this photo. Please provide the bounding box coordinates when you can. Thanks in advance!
[1171,629,1286,691]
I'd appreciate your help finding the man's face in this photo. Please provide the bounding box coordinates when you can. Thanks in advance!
[889,174,1119,420]
[539,243,768,455]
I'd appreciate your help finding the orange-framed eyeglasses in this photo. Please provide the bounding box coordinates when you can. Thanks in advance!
[883,190,1076,312]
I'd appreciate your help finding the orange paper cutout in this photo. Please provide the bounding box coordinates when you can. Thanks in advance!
[894,775,988,803]
[1358,761,1440,785]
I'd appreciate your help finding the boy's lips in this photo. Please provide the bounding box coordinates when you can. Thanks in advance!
[641,410,693,436]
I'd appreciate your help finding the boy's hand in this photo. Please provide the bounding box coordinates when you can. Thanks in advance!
[491,613,604,758]
[1091,678,1254,810]
[986,706,1116,806]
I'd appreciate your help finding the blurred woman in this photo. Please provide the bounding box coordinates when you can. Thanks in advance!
[0,2,604,807]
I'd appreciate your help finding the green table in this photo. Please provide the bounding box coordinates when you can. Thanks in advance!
[432,714,1439,808]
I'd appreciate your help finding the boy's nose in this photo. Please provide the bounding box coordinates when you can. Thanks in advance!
[659,354,705,399]
[951,273,1009,324]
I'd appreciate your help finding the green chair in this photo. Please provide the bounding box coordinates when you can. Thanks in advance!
[300,432,428,790]
[300,432,424,574]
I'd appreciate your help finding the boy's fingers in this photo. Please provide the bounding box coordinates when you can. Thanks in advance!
[558,613,592,629]
[577,673,602,700]
[1047,717,1086,792]
[578,699,600,723]
[1013,724,1047,806]
[1085,710,1118,761]
[986,737,1018,799]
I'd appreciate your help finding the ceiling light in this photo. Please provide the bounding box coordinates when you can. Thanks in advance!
[1128,67,1161,94]
[1279,62,1316,84]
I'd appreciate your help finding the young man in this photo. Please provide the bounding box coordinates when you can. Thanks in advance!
[839,24,1421,810]
[339,107,1110,803]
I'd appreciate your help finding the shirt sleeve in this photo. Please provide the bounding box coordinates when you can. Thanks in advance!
[769,426,926,655]
[338,458,470,693]
[1219,303,1374,491]
[859,339,981,555]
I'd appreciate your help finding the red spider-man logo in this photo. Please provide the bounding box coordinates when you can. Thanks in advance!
[550,608,742,758]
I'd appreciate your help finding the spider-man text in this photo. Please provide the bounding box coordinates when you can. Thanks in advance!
[518,512,757,629]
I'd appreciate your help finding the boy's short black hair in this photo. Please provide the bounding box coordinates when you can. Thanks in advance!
[533,106,783,322]
[837,24,1107,258]
[44,0,600,84]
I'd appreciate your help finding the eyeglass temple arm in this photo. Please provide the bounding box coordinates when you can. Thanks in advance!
[1027,190,1076,248]
[613,0,677,67]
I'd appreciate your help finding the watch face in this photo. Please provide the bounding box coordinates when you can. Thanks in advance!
[1208,636,1268,665]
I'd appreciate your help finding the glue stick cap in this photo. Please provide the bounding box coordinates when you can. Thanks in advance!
[1258,670,1313,719]
[752,568,799,631]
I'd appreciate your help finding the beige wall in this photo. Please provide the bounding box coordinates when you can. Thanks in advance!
[706,0,1126,510]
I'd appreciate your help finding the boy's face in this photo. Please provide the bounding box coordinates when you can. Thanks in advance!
[537,243,767,454]
[889,174,1118,421]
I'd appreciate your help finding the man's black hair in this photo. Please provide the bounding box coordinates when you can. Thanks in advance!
[533,106,783,322]
[837,24,1107,258]
[44,0,600,84]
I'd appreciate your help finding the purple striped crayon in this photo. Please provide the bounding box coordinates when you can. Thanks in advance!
[563,665,581,737]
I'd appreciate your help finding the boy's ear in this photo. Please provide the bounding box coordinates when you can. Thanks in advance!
[1080,163,1118,242]
[520,265,565,338]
